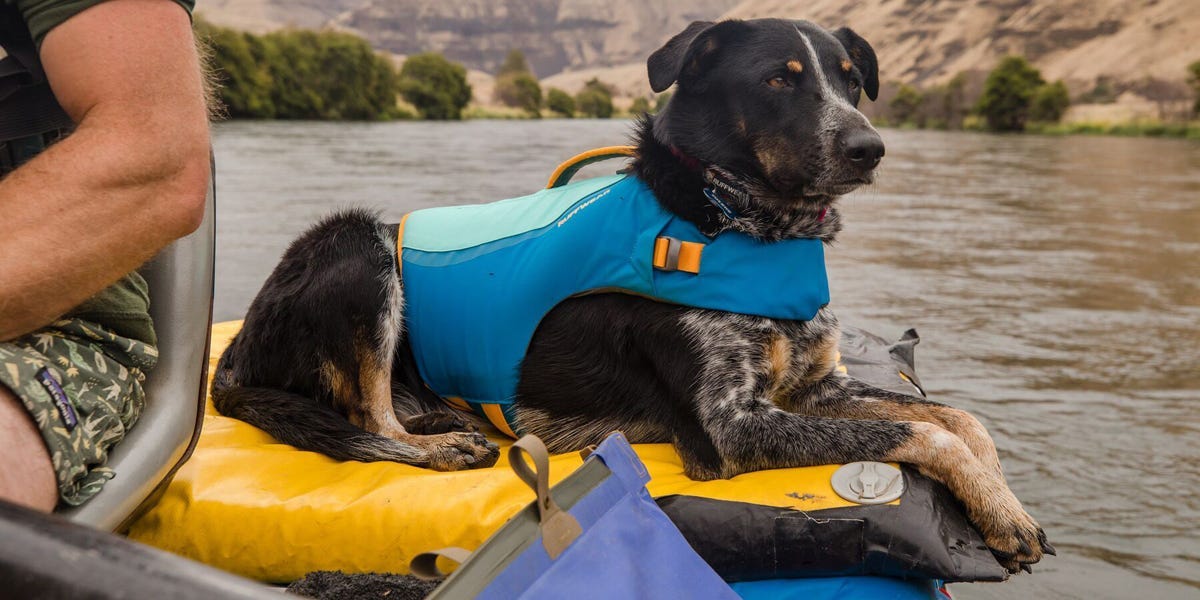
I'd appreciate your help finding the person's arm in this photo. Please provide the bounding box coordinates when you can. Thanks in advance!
[0,0,210,341]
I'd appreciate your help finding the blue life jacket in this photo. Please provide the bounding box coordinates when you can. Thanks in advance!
[399,157,830,436]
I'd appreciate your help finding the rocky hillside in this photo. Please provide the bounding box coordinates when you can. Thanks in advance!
[724,0,1199,93]
[199,0,740,78]
[197,0,360,32]
[198,0,1199,109]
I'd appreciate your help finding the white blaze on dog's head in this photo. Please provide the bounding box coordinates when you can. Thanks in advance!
[794,25,873,138]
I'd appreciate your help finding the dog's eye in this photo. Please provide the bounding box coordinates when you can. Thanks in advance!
[766,76,790,89]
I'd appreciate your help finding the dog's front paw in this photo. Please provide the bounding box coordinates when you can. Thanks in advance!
[405,411,477,435]
[977,495,1055,574]
[426,432,500,471]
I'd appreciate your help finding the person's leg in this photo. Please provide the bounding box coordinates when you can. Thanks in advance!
[0,318,157,509]
[0,385,58,511]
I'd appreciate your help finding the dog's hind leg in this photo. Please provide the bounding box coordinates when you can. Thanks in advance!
[322,255,497,469]
[322,341,497,471]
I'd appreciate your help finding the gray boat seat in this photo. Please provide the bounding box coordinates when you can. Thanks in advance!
[59,168,215,531]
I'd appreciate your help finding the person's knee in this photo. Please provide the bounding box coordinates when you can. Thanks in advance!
[0,386,58,512]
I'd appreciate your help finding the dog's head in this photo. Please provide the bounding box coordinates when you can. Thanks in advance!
[648,19,883,203]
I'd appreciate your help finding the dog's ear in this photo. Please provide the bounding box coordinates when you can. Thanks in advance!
[832,27,879,101]
[647,20,743,93]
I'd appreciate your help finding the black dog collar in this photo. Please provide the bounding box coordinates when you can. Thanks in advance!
[670,146,829,226]
[702,166,753,219]
[669,146,754,221]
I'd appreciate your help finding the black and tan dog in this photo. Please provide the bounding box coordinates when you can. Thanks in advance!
[213,18,1051,573]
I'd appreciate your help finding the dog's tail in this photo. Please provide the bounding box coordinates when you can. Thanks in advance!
[211,361,426,465]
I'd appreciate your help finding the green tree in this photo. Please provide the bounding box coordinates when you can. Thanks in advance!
[1078,76,1116,104]
[927,72,969,129]
[509,73,543,117]
[575,78,614,118]
[1188,61,1200,115]
[976,56,1045,132]
[195,19,274,117]
[311,32,401,119]
[196,20,405,120]
[263,31,327,119]
[889,83,924,126]
[546,87,575,117]
[629,96,652,115]
[495,48,543,114]
[1030,80,1070,122]
[498,49,532,77]
[399,53,473,120]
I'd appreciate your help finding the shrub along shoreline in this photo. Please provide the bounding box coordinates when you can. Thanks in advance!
[197,19,1200,139]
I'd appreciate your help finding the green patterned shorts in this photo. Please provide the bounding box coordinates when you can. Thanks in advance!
[0,318,158,506]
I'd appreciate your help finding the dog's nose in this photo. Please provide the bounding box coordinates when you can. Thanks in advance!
[841,130,885,169]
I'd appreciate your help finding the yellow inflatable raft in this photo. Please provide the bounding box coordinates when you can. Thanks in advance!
[129,322,869,581]
[127,321,1004,584]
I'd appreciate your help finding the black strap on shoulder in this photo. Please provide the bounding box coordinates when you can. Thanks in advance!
[0,5,74,175]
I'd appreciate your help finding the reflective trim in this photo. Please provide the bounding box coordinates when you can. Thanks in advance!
[395,213,411,275]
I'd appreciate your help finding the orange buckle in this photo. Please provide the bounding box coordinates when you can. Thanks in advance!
[652,236,703,274]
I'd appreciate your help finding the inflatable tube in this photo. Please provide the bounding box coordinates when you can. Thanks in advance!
[126,321,1004,587]
[0,500,277,600]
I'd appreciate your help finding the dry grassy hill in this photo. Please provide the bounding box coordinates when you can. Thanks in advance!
[198,0,1200,116]
[726,0,1198,91]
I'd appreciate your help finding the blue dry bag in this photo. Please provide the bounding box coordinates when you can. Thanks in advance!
[411,432,739,599]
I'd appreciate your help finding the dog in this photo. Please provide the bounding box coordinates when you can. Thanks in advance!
[212,18,1051,573]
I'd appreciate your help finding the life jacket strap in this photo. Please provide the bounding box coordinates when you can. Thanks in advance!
[480,404,517,438]
[442,396,471,412]
[441,396,519,438]
[653,236,703,274]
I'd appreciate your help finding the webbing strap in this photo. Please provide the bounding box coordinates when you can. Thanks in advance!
[546,145,636,189]
[438,395,517,437]
[652,236,703,274]
[481,403,517,438]
[410,546,472,580]
[441,395,471,412]
[509,435,583,559]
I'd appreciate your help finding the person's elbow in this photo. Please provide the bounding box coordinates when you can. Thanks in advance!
[165,132,211,239]
[137,116,211,240]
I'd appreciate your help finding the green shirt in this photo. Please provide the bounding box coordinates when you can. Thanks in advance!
[2,0,196,345]
[5,0,194,46]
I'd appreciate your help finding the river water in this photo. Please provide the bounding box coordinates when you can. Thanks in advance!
[211,120,1200,599]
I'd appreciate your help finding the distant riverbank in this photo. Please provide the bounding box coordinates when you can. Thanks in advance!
[879,117,1200,140]
[1026,119,1200,139]
[218,110,1200,140]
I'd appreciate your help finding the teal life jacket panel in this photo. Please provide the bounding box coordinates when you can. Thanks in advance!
[399,174,830,435]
